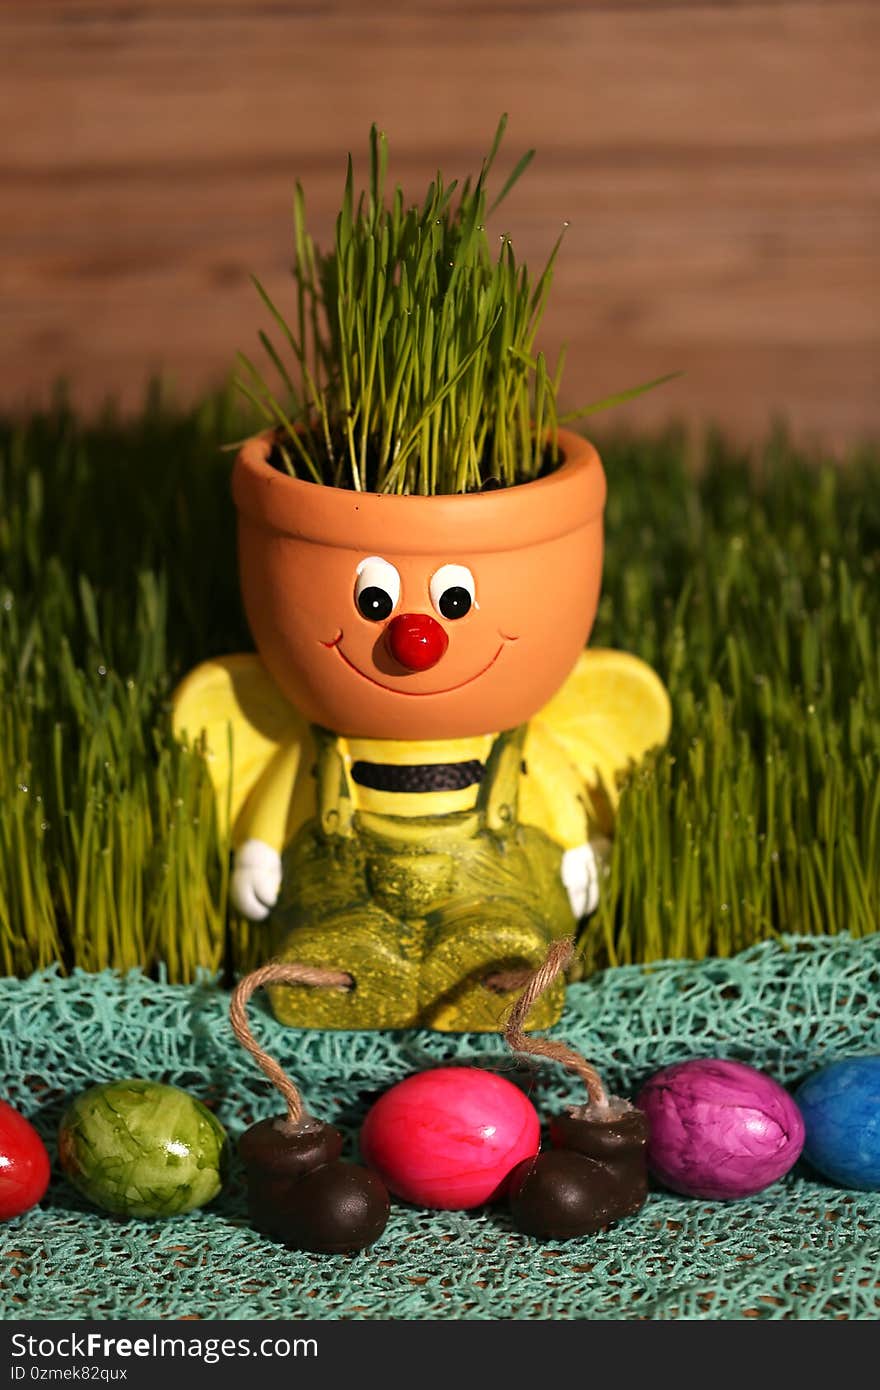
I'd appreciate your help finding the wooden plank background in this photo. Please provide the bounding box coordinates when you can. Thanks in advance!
[1,0,877,446]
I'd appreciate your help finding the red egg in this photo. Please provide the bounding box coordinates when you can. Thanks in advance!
[0,1100,51,1220]
[360,1067,540,1209]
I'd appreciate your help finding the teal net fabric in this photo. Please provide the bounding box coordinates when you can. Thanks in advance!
[2,934,879,1321]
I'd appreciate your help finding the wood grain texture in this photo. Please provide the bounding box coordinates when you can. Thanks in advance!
[1,0,878,445]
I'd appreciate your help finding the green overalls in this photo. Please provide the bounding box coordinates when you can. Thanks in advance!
[270,724,574,1032]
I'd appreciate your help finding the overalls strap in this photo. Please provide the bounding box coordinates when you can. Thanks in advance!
[477,724,528,834]
[312,725,355,839]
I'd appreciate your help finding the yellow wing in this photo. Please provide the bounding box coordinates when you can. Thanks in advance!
[523,649,671,843]
[172,655,315,851]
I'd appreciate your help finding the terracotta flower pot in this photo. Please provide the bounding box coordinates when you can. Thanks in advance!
[232,428,606,741]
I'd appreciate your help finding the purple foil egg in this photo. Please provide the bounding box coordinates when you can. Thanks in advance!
[636,1059,805,1200]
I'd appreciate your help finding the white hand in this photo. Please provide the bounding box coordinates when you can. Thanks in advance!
[231,839,282,921]
[561,843,601,920]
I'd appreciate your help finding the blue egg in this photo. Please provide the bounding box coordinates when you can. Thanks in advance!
[796,1058,880,1191]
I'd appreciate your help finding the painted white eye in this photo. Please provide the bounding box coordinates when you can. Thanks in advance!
[430,564,476,621]
[355,556,401,622]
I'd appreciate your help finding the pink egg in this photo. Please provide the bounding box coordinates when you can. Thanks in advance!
[637,1058,805,1200]
[359,1067,540,1209]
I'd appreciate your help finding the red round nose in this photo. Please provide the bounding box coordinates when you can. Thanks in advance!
[386,613,449,671]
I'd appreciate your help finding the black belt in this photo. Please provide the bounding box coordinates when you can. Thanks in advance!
[350,760,485,794]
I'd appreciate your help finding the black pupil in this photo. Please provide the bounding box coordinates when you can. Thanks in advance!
[438,586,472,620]
[357,586,394,621]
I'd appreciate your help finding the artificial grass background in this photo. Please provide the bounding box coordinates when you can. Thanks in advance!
[1,390,878,979]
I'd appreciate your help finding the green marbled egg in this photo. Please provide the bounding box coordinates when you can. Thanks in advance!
[59,1079,228,1218]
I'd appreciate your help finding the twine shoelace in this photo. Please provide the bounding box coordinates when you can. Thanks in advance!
[229,961,351,1124]
[502,938,611,1111]
[229,942,610,1120]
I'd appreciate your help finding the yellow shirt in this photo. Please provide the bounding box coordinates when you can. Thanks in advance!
[172,649,671,855]
[342,734,495,818]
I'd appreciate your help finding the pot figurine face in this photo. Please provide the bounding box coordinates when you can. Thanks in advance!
[233,429,606,740]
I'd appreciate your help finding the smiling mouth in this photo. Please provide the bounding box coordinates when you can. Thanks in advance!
[320,632,512,696]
